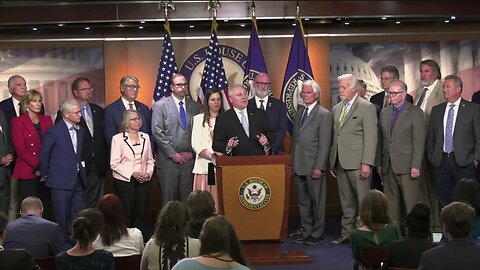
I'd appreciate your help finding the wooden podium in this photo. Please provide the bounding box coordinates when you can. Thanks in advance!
[216,155,311,265]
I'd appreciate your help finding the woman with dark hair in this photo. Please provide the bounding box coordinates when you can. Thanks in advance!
[191,88,224,212]
[140,201,200,270]
[92,194,144,256]
[382,203,438,269]
[55,208,114,270]
[452,178,480,241]
[186,190,216,238]
[350,189,402,264]
[172,215,249,270]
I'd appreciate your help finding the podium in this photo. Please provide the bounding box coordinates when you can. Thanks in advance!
[216,155,311,265]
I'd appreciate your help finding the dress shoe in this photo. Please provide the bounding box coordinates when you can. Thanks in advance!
[303,236,325,245]
[291,235,308,244]
[330,236,350,245]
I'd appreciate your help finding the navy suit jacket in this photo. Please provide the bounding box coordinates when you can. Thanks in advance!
[213,107,274,156]
[247,97,287,154]
[55,103,108,175]
[39,120,87,190]
[4,215,70,258]
[0,97,45,126]
[418,238,480,270]
[472,91,480,104]
[104,98,151,147]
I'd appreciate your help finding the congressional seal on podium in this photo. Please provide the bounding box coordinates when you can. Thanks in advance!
[238,177,271,210]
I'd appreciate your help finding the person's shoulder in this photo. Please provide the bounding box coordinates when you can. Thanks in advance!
[94,249,114,259]
[173,257,197,269]
[105,98,121,110]
[0,97,11,106]
[89,102,104,111]
[127,227,143,237]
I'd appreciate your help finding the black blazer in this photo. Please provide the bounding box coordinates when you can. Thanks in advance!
[382,237,438,269]
[0,249,39,270]
[472,91,480,104]
[0,97,45,126]
[213,107,274,156]
[55,102,108,175]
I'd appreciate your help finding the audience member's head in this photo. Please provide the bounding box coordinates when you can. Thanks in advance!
[0,212,7,245]
[97,194,128,246]
[154,201,190,250]
[405,203,431,238]
[441,201,475,240]
[199,215,247,266]
[359,189,392,232]
[71,208,104,249]
[187,190,216,237]
[452,178,480,216]
[20,196,44,217]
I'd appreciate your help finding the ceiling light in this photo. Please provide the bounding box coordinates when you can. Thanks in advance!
[58,23,64,27]
[32,27,38,31]
[189,25,194,28]
[304,18,310,21]
[292,23,296,26]
[240,24,245,27]
[451,16,456,20]
[395,21,401,24]
[444,20,450,23]
[224,19,229,22]
[381,17,387,20]
[138,26,144,29]
[344,22,350,25]
[85,26,91,30]
[140,20,145,24]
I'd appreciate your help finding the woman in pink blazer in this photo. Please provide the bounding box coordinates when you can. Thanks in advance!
[110,109,154,228]
[11,90,53,205]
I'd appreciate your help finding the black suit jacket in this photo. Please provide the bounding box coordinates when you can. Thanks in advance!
[472,91,480,104]
[247,97,287,154]
[0,97,45,126]
[55,102,108,175]
[370,91,413,117]
[0,249,39,270]
[213,107,274,156]
[382,237,438,269]
[418,238,480,270]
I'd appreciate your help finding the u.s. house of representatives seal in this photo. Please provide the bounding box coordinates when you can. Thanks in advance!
[238,177,271,210]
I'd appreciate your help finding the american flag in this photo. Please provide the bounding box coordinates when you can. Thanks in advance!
[199,18,230,109]
[153,22,178,103]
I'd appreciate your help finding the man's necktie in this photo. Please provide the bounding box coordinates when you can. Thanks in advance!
[390,107,400,135]
[240,111,249,137]
[83,107,94,137]
[128,103,134,110]
[383,93,390,108]
[338,102,349,127]
[300,107,309,127]
[70,126,78,154]
[416,88,428,108]
[259,100,265,111]
[179,101,187,129]
[444,104,455,153]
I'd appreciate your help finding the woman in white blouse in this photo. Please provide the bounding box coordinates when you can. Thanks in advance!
[191,88,224,212]
[110,109,155,228]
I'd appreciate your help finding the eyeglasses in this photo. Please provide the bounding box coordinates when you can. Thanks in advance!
[76,88,93,92]
[254,81,271,87]
[124,85,140,90]
[388,91,404,97]
[173,83,188,88]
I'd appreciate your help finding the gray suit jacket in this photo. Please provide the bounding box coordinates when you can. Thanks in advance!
[152,96,202,167]
[427,99,480,167]
[414,80,446,126]
[378,102,425,174]
[330,96,377,170]
[292,103,332,176]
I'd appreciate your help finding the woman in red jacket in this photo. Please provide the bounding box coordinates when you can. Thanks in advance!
[11,90,53,213]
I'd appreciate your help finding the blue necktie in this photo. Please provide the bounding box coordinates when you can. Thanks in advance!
[444,104,455,153]
[301,107,309,127]
[240,111,249,137]
[179,101,187,129]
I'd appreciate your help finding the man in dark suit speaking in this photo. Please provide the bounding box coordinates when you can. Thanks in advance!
[213,85,274,156]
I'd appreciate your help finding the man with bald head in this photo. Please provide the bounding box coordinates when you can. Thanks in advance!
[213,85,274,156]
[377,80,425,226]
[247,73,287,154]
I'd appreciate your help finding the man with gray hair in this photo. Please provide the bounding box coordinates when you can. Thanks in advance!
[330,74,377,245]
[291,80,332,245]
[40,98,87,238]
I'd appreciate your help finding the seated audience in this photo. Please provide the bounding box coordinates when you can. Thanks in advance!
[0,213,40,270]
[172,215,249,270]
[452,178,480,241]
[92,194,144,256]
[350,189,402,264]
[382,203,437,269]
[4,196,70,258]
[186,190,216,238]
[141,201,200,270]
[418,202,480,270]
[55,208,114,270]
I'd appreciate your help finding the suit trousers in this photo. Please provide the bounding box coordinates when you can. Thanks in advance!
[383,164,420,225]
[336,165,371,237]
[157,160,194,207]
[7,176,18,221]
[113,177,151,229]
[0,168,10,215]
[294,173,326,239]
[18,178,54,221]
[417,162,440,229]
[85,164,105,209]
[432,154,476,211]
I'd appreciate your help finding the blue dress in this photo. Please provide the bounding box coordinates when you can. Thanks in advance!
[55,249,114,270]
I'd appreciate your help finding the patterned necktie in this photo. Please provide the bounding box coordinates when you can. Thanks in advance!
[83,107,94,137]
[179,101,187,129]
[259,100,265,110]
[301,107,309,127]
[240,111,249,137]
[444,104,455,153]
[128,103,134,110]
[383,93,390,108]
[338,102,349,127]
[416,88,428,108]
